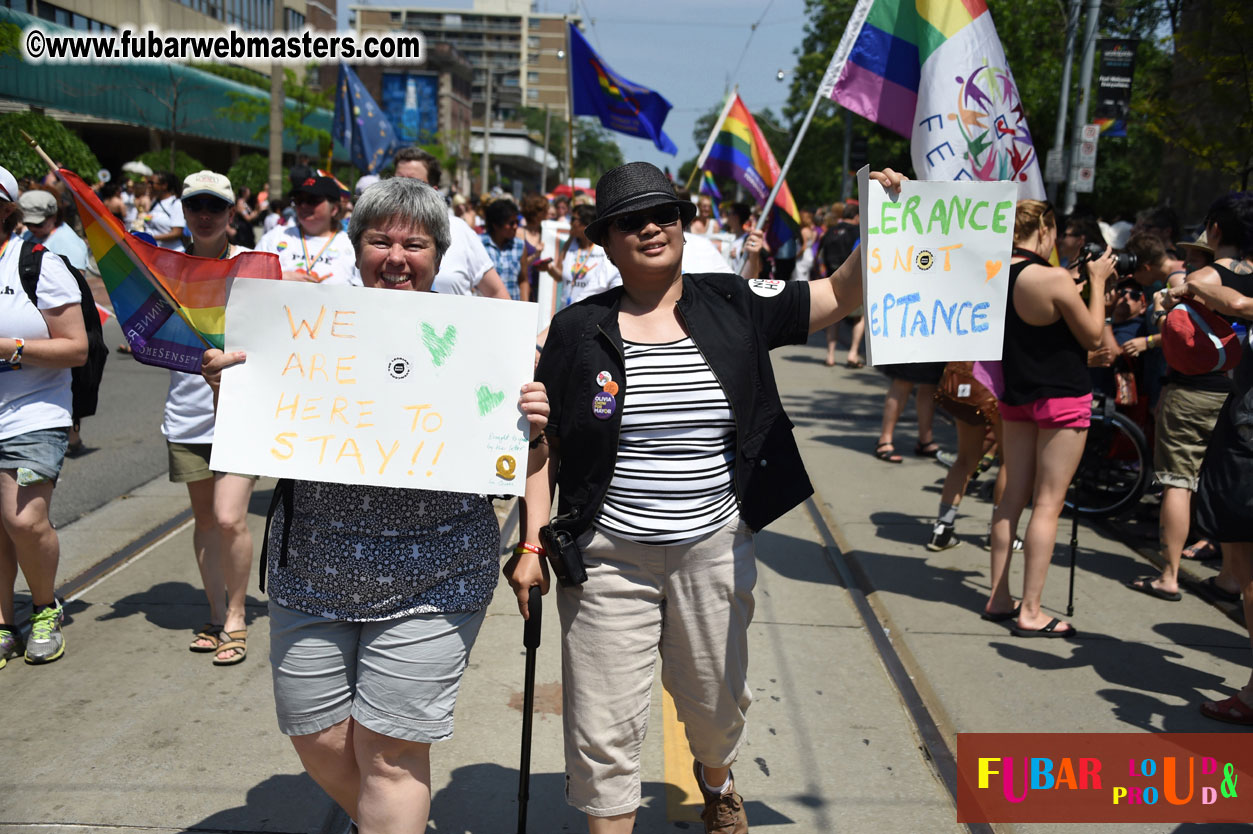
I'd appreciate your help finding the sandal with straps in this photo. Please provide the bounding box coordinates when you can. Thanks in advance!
[213,629,248,666]
[874,442,903,463]
[189,623,223,653]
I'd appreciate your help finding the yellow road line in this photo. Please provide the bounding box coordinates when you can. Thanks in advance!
[663,684,702,821]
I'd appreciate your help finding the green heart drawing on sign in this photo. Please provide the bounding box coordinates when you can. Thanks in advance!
[420,323,457,367]
[476,385,506,416]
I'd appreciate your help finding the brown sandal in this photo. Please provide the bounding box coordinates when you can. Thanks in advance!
[213,629,247,666]
[189,624,223,653]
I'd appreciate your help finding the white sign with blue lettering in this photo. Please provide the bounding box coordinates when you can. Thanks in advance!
[858,168,1016,365]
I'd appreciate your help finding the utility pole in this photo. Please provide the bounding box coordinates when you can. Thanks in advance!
[541,104,551,193]
[1048,0,1082,204]
[840,110,852,201]
[268,0,285,199]
[1064,0,1101,214]
[482,66,492,195]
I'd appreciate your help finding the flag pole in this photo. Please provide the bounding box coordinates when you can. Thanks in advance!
[565,19,575,191]
[761,82,827,229]
[688,89,737,193]
[21,130,213,349]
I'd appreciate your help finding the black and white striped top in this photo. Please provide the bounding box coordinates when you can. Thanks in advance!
[595,337,738,545]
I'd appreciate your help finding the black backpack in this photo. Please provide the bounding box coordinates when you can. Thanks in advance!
[18,240,109,420]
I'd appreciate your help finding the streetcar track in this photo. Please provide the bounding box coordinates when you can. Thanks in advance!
[804,492,995,834]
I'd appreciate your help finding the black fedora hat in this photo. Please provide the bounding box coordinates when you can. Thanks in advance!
[585,162,696,246]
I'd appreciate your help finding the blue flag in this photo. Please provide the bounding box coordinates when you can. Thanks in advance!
[333,63,399,174]
[567,24,677,155]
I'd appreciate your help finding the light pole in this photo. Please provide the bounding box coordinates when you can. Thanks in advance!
[482,65,492,195]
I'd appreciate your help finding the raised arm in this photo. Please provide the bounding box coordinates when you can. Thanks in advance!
[808,168,907,332]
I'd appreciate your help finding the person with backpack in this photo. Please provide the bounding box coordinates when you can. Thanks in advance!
[0,166,89,668]
[19,186,100,455]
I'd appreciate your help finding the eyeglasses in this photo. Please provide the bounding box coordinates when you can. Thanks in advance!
[182,197,229,214]
[292,195,328,207]
[1117,286,1143,300]
[611,204,682,234]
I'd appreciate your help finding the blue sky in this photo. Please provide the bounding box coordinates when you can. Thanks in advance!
[346,0,813,177]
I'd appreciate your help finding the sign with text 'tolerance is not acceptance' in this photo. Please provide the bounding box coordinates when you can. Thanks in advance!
[858,168,1017,366]
[211,280,534,496]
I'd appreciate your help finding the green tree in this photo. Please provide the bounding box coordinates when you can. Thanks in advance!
[572,120,624,180]
[136,149,205,183]
[227,153,270,196]
[0,111,101,182]
[218,65,332,157]
[520,106,567,164]
[1144,0,1253,190]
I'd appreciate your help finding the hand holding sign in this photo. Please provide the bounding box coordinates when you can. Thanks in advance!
[858,168,1016,365]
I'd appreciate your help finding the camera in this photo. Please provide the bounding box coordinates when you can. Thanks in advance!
[1077,241,1138,277]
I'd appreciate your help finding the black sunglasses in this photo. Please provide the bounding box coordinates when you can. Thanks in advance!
[612,204,682,234]
[293,194,328,207]
[1117,286,1143,300]
[182,197,229,214]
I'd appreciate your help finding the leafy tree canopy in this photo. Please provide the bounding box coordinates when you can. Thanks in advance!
[0,111,101,183]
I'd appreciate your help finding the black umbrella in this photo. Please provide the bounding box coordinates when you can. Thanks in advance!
[517,585,542,834]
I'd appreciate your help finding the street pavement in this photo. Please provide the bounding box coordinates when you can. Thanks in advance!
[2,327,1251,834]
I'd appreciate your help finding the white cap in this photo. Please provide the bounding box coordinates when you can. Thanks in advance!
[19,190,58,224]
[181,170,234,205]
[355,174,380,195]
[0,166,18,203]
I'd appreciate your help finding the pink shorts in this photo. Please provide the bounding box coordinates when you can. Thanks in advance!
[998,394,1092,429]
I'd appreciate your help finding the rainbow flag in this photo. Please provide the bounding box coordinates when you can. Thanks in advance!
[568,22,678,155]
[699,171,722,225]
[58,169,281,374]
[695,93,801,249]
[818,0,1044,198]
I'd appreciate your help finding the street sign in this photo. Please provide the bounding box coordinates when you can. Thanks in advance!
[1077,140,1098,167]
[1081,123,1100,143]
[1045,148,1065,183]
[1074,166,1096,194]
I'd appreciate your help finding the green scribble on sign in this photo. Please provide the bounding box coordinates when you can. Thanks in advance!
[420,323,457,367]
[476,385,506,416]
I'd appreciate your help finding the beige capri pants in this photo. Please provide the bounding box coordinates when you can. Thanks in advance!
[557,517,757,817]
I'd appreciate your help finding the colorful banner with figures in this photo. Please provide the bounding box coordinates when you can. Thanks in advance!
[858,168,1016,366]
[210,280,534,496]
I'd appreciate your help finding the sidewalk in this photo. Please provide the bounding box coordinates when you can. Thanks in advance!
[2,332,1250,833]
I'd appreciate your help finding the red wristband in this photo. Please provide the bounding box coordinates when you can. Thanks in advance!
[514,541,545,557]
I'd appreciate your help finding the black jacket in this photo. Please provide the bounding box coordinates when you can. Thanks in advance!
[535,272,814,540]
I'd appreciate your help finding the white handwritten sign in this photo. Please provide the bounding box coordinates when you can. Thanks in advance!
[858,168,1017,365]
[210,280,534,496]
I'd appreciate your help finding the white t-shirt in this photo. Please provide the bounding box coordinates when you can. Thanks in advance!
[561,243,612,307]
[146,196,185,252]
[432,210,494,296]
[682,232,734,274]
[23,224,90,272]
[727,232,749,276]
[0,234,82,441]
[256,226,361,286]
[161,244,252,444]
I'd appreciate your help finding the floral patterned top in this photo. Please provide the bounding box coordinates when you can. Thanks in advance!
[265,481,500,621]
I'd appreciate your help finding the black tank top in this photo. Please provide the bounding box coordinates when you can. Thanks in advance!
[1000,249,1092,405]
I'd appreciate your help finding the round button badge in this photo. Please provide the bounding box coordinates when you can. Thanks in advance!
[592,391,617,420]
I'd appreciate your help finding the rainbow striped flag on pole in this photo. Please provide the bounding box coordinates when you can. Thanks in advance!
[58,169,281,373]
[818,0,1044,197]
[695,92,801,249]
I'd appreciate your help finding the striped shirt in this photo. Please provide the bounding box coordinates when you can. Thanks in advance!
[595,337,738,545]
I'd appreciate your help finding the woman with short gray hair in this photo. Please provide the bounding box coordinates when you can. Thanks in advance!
[204,176,549,832]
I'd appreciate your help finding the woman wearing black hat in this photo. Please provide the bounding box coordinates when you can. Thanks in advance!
[507,161,903,833]
[256,175,360,285]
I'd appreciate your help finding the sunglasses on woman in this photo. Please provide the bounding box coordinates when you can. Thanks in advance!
[182,197,229,214]
[612,204,682,234]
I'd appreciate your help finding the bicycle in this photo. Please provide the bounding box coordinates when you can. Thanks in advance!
[1064,394,1151,519]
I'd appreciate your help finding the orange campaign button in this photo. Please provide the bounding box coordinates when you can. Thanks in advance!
[603,381,619,396]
